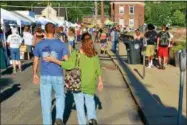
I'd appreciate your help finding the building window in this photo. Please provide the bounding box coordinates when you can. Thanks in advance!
[129,19,134,27]
[129,5,134,14]
[119,19,124,27]
[119,6,124,14]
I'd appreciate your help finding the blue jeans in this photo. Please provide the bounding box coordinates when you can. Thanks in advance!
[73,93,96,125]
[40,76,65,125]
[112,40,118,52]
[10,48,20,60]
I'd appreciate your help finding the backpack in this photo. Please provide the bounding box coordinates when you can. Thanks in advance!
[159,31,170,47]
[147,31,157,45]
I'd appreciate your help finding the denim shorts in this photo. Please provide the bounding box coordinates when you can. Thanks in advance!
[10,48,20,60]
[69,41,74,47]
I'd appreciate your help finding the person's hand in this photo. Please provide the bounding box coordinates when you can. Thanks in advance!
[33,74,40,85]
[43,56,54,62]
[98,81,103,91]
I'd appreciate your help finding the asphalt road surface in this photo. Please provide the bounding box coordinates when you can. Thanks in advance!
[1,44,143,125]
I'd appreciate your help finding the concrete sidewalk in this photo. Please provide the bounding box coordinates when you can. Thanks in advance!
[107,42,187,125]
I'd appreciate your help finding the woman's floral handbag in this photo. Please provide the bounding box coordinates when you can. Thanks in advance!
[64,52,81,92]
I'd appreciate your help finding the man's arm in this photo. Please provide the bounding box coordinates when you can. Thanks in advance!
[33,56,39,75]
[33,56,40,84]
[63,55,68,61]
[157,37,160,50]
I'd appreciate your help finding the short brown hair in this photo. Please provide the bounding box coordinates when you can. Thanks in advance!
[45,23,55,34]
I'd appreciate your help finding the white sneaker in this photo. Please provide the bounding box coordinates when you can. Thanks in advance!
[151,64,154,68]
[147,65,152,68]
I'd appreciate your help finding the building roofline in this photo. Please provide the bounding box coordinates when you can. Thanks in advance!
[110,2,144,6]
[82,15,110,18]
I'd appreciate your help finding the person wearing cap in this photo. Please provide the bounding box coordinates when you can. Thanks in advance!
[7,27,22,73]
[144,24,158,68]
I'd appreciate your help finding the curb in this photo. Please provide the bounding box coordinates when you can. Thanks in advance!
[106,51,148,125]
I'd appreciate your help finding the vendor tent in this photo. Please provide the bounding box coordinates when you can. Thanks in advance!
[1,8,21,25]
[15,11,38,23]
[50,18,63,26]
[11,11,32,25]
[37,17,55,25]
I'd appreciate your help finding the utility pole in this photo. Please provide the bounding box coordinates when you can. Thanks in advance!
[95,1,98,25]
[65,8,68,21]
[47,0,50,19]
[100,1,104,27]
[58,3,60,17]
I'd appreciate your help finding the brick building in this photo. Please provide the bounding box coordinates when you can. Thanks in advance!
[111,1,144,30]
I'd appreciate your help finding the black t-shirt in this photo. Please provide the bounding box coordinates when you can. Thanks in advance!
[144,30,158,45]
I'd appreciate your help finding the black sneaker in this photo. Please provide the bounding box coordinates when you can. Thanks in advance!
[88,119,97,125]
[55,119,64,125]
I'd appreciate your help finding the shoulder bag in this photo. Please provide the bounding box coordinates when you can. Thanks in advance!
[64,52,81,93]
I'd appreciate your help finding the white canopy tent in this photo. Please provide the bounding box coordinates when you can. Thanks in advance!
[50,18,64,26]
[1,8,21,25]
[16,11,37,23]
[1,8,35,34]
[37,17,55,25]
[11,11,32,25]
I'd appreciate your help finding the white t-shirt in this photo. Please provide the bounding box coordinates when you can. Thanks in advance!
[7,34,22,48]
[23,32,33,46]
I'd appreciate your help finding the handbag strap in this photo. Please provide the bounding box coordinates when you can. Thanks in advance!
[75,51,80,67]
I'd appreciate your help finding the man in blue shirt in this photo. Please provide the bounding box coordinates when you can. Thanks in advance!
[33,23,68,125]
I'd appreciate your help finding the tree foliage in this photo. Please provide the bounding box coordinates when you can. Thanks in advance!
[145,1,186,26]
[0,1,110,23]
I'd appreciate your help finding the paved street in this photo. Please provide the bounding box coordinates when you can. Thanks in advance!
[0,53,143,124]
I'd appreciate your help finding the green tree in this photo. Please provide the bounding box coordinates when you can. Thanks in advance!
[144,1,186,26]
[172,10,185,26]
[0,1,111,23]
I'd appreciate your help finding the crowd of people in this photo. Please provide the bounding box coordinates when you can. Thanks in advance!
[0,22,121,76]
[133,24,174,70]
[0,21,174,124]
[0,23,109,124]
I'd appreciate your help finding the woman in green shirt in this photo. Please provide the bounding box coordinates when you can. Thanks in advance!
[44,37,103,125]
